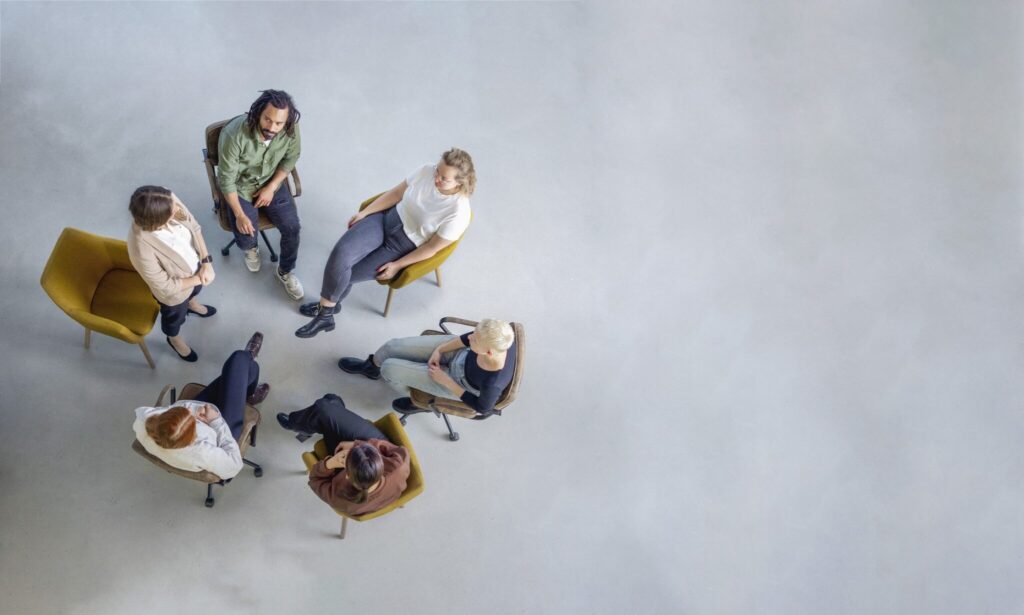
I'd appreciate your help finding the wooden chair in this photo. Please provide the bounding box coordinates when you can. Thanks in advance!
[301,412,424,539]
[404,317,526,442]
[132,383,263,507]
[358,193,468,317]
[202,118,302,262]
[40,227,160,368]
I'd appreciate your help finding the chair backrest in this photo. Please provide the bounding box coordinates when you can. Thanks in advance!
[204,119,231,167]
[494,322,526,411]
[41,228,124,316]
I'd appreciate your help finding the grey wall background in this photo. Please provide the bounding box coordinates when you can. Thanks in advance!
[0,1,1021,614]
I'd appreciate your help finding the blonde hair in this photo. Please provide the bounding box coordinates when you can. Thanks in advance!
[474,319,514,352]
[441,147,476,196]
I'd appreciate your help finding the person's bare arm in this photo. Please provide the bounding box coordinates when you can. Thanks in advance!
[348,181,406,228]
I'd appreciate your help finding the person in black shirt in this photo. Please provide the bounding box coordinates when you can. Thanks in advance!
[338,319,516,417]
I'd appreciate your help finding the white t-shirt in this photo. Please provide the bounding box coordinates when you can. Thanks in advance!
[133,400,243,479]
[152,221,200,273]
[396,164,471,247]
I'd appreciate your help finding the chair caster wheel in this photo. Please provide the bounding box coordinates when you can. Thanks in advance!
[253,468,263,477]
[205,497,215,508]
[449,432,460,442]
[270,254,279,263]
[220,248,229,256]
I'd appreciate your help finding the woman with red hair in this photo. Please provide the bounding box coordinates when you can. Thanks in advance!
[132,333,269,479]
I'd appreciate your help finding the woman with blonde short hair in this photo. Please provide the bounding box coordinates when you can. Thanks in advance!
[337,318,516,417]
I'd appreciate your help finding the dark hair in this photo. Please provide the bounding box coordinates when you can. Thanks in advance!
[245,89,300,137]
[129,185,175,231]
[346,441,384,504]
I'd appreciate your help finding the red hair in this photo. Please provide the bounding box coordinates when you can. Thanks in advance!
[145,406,197,449]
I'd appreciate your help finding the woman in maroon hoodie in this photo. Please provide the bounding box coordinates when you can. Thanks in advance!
[278,394,410,515]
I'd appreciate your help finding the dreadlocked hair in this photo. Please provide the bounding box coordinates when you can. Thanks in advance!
[245,89,301,137]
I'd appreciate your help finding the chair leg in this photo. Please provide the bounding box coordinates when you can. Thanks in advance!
[83,328,91,349]
[383,287,394,318]
[260,230,279,263]
[435,267,442,287]
[205,483,215,508]
[220,237,236,256]
[138,340,155,369]
[440,413,460,442]
[243,458,263,477]
[249,424,258,447]
[399,414,408,426]
[339,516,348,539]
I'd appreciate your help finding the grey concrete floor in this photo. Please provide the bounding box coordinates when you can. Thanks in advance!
[1,2,1022,614]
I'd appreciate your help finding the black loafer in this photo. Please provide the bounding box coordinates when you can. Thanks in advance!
[187,304,217,318]
[338,355,381,380]
[392,397,428,415]
[166,336,198,362]
[276,412,312,442]
[299,301,341,317]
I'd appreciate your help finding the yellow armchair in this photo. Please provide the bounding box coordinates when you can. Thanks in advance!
[359,192,468,317]
[40,227,160,368]
[302,412,425,539]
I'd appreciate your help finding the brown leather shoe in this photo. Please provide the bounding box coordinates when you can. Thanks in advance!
[245,331,264,359]
[247,383,270,405]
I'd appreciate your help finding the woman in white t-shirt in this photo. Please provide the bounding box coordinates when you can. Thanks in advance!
[296,147,475,338]
[126,186,217,362]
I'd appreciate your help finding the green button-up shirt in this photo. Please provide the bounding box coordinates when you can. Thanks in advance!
[216,114,301,201]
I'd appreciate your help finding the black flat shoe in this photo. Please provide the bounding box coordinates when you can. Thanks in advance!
[392,397,428,415]
[187,304,217,318]
[299,301,341,317]
[276,412,312,442]
[338,355,381,380]
[166,336,198,362]
[295,309,335,338]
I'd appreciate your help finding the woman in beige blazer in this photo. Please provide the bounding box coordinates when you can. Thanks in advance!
[127,186,216,362]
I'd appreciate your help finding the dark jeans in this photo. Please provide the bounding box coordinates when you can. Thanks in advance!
[194,350,260,440]
[228,183,301,273]
[320,207,416,304]
[158,285,202,337]
[287,394,387,453]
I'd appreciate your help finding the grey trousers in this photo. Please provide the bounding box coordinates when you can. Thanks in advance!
[320,207,416,304]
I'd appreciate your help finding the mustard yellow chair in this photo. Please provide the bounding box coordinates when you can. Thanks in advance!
[301,412,425,539]
[404,317,526,442]
[358,192,467,317]
[132,383,263,507]
[40,227,160,368]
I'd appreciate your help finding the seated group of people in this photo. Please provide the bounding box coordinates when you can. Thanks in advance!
[128,88,516,515]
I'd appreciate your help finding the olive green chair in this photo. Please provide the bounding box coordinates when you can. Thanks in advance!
[202,119,302,263]
[404,317,526,442]
[358,192,467,317]
[40,227,160,368]
[301,412,424,539]
[132,383,263,507]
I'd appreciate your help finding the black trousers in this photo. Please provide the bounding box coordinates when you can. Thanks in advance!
[158,285,202,337]
[193,350,259,439]
[287,394,386,452]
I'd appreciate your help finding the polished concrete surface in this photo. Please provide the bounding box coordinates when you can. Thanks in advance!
[1,2,1022,614]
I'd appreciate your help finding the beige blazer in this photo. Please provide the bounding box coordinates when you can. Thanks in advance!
[127,201,210,306]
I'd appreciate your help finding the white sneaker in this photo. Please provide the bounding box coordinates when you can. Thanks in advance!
[244,247,261,272]
[276,268,304,300]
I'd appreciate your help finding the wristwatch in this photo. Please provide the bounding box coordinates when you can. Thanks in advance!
[200,255,213,264]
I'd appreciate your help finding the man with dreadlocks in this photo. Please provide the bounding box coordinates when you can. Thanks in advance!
[217,89,305,300]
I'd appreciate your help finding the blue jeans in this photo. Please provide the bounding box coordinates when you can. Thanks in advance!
[319,207,416,304]
[227,183,301,273]
[375,335,480,401]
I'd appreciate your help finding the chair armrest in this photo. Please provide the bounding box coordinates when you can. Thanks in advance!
[201,151,222,210]
[155,384,176,406]
[438,316,478,334]
[289,169,302,198]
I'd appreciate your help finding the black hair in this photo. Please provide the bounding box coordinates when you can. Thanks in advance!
[245,89,300,137]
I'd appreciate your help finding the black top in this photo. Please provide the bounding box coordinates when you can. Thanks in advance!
[458,332,517,416]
